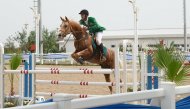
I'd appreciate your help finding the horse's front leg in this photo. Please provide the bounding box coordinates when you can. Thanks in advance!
[71,50,79,63]
[71,48,92,64]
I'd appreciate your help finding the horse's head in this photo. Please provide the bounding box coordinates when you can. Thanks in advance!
[58,16,72,40]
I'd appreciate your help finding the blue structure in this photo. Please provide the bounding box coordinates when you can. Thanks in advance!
[89,104,160,109]
[24,61,29,97]
[24,54,33,98]
[29,54,33,97]
[88,96,190,109]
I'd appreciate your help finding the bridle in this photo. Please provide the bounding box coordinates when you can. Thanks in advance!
[61,21,87,47]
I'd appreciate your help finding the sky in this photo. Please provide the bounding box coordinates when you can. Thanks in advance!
[0,0,190,43]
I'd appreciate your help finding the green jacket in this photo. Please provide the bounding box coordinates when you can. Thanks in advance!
[79,17,106,34]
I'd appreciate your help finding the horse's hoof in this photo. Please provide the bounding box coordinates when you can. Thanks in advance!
[78,57,84,65]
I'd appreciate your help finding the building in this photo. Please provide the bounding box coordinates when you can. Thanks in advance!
[57,28,190,52]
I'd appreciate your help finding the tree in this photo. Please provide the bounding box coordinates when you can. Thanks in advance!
[14,29,28,53]
[4,36,17,53]
[27,31,36,52]
[27,31,35,46]
[5,27,60,53]
[42,28,59,53]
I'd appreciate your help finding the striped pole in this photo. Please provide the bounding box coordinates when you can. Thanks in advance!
[36,92,102,98]
[36,80,116,86]
[4,69,117,74]
[35,80,138,86]
[147,50,159,103]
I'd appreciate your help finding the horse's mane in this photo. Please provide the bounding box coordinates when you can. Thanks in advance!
[69,19,86,38]
[70,20,82,30]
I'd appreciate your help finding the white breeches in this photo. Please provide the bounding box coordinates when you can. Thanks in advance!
[95,32,103,45]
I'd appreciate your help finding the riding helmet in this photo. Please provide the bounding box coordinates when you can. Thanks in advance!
[79,9,89,16]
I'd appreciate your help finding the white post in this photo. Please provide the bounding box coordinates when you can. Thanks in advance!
[160,82,175,109]
[144,52,147,90]
[113,44,120,93]
[53,94,73,109]
[132,41,138,92]
[123,40,127,92]
[140,52,145,91]
[140,52,146,104]
[0,43,4,108]
[40,54,44,64]
[32,53,36,104]
[35,13,40,55]
[129,0,138,92]
[19,65,24,106]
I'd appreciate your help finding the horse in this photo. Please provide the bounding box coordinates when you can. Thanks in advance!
[58,16,115,93]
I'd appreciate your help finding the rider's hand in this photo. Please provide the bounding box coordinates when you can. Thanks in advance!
[82,26,88,31]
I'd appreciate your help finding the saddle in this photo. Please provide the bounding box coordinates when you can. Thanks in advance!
[91,38,107,56]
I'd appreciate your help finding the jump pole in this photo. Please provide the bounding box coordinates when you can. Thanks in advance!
[140,51,146,91]
[132,41,138,92]
[122,40,127,92]
[112,44,120,93]
[31,53,36,104]
[0,43,4,108]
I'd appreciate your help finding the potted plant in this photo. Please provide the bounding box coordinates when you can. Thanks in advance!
[153,42,190,83]
[5,54,22,107]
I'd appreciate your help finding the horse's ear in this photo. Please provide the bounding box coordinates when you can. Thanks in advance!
[60,16,65,22]
[65,16,69,22]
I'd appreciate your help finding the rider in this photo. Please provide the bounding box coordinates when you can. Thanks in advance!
[79,9,106,61]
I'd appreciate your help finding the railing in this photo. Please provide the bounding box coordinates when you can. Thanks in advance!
[7,82,190,109]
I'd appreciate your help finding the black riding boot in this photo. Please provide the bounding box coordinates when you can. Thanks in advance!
[99,43,106,62]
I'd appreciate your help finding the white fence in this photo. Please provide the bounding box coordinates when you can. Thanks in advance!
[7,82,190,109]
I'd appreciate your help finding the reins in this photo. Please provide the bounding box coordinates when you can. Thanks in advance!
[62,34,72,48]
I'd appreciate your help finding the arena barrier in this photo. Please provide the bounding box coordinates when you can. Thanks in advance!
[7,82,190,109]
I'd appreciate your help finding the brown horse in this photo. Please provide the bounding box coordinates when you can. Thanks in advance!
[58,16,115,93]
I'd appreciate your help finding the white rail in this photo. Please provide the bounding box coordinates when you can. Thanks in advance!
[9,82,180,109]
[36,92,102,98]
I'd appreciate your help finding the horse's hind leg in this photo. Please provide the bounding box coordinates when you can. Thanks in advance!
[104,74,112,94]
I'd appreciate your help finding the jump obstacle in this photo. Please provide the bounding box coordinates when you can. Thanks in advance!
[0,40,159,108]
